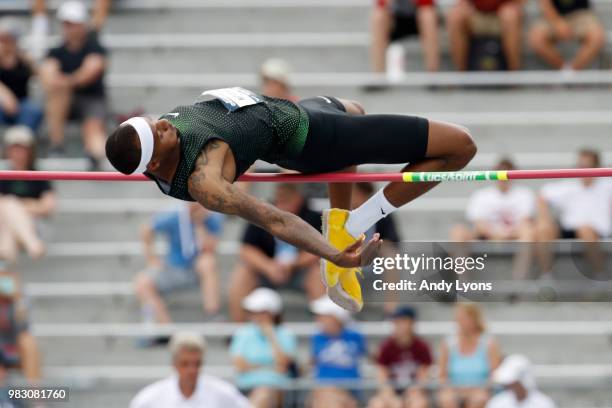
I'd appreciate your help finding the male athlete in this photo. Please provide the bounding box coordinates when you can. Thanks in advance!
[106,87,476,312]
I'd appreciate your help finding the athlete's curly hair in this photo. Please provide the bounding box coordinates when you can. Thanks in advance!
[105,125,141,174]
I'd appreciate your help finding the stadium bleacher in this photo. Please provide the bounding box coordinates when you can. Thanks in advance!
[1,0,610,406]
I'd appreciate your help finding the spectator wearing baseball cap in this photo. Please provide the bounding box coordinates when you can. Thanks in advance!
[0,18,43,132]
[260,58,298,102]
[0,126,55,261]
[308,296,366,408]
[486,355,557,408]
[40,0,108,169]
[130,332,251,408]
[230,288,297,408]
[369,305,433,408]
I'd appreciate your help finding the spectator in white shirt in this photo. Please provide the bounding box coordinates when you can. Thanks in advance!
[536,149,611,276]
[452,158,536,242]
[451,158,536,278]
[130,332,252,408]
[486,354,556,408]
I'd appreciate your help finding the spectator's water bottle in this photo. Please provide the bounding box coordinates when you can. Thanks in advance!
[386,43,405,83]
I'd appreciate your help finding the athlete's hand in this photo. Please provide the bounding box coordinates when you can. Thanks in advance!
[332,233,383,268]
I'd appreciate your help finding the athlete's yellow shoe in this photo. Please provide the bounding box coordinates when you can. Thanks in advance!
[327,268,364,312]
[321,208,364,312]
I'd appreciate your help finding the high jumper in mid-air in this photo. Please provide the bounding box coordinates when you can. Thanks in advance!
[105,87,476,311]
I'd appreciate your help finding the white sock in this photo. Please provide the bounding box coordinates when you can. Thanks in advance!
[345,189,397,237]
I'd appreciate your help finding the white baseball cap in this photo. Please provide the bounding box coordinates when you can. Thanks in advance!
[493,354,535,388]
[4,126,34,147]
[310,296,351,323]
[260,58,291,84]
[57,1,89,24]
[242,288,283,314]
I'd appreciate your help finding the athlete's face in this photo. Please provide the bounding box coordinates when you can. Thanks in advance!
[145,118,180,173]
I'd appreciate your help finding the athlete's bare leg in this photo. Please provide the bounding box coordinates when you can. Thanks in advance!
[382,120,476,208]
[330,99,476,211]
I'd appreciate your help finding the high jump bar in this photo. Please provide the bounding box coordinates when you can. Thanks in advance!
[0,168,610,182]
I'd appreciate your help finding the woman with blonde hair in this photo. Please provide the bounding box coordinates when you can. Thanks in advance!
[437,303,502,408]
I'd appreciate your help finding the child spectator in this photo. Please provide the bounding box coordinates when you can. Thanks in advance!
[230,288,297,408]
[0,19,43,131]
[229,184,324,322]
[369,305,433,408]
[309,296,366,408]
[529,0,605,70]
[134,202,223,341]
[40,1,108,169]
[370,0,439,72]
[438,303,502,408]
[446,0,524,70]
[0,126,55,261]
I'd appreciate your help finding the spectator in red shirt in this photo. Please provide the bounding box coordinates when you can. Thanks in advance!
[370,0,440,72]
[528,0,605,70]
[446,0,524,70]
[368,305,433,408]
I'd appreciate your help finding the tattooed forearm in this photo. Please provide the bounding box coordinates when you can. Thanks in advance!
[188,165,340,262]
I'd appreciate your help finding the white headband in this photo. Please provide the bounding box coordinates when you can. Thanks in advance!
[121,117,154,174]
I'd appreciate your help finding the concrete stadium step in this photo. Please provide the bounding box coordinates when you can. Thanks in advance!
[43,212,244,242]
[107,86,612,116]
[102,6,370,34]
[27,292,612,323]
[15,255,237,282]
[107,44,605,75]
[34,334,612,368]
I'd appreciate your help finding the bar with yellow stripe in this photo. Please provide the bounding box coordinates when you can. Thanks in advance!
[402,171,509,182]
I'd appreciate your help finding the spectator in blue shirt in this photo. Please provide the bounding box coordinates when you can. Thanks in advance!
[134,203,224,339]
[309,296,367,408]
[230,288,297,408]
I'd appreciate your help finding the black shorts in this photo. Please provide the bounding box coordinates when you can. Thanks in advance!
[281,96,429,174]
[391,14,419,41]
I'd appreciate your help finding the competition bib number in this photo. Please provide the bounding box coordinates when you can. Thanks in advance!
[200,87,264,112]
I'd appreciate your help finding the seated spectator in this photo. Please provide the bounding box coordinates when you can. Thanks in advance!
[370,0,439,72]
[260,58,297,101]
[134,203,223,340]
[308,296,366,408]
[437,303,502,408]
[528,0,605,71]
[0,126,55,261]
[130,332,251,408]
[229,184,324,322]
[230,288,297,408]
[30,0,112,59]
[0,261,41,384]
[486,355,557,408]
[369,305,433,408]
[451,158,535,278]
[536,149,611,276]
[39,1,108,169]
[446,0,523,70]
[0,19,43,132]
[452,159,535,242]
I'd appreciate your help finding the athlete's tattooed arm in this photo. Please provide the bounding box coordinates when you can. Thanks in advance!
[187,143,381,268]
